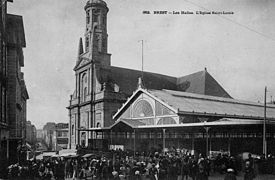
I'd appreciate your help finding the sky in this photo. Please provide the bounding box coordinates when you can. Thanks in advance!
[7,0,275,129]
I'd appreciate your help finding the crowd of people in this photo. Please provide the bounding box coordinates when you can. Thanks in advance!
[4,150,274,180]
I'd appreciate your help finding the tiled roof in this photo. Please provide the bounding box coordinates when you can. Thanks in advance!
[149,89,275,119]
[97,66,232,98]
[177,70,231,98]
[98,66,178,95]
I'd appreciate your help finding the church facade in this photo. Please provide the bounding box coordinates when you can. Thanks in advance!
[68,0,232,150]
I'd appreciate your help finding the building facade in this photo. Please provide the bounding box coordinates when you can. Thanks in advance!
[0,0,29,170]
[0,0,10,168]
[6,13,29,164]
[36,129,43,140]
[68,0,231,150]
[26,121,37,145]
[42,122,56,151]
[53,123,69,151]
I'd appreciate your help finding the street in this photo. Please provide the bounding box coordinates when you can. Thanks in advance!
[63,173,275,180]
[209,173,275,180]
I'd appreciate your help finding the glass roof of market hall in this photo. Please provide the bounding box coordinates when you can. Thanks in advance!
[110,87,275,130]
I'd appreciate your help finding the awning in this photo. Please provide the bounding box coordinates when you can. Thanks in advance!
[59,149,77,156]
[77,127,110,131]
[82,153,95,158]
[110,118,275,130]
[75,118,275,132]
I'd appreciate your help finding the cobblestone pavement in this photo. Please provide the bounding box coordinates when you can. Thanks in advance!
[63,174,275,180]
[2,174,275,180]
[209,173,275,180]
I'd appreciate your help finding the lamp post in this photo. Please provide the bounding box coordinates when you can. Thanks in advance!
[263,87,267,158]
[133,129,136,157]
[204,121,210,157]
[163,129,166,153]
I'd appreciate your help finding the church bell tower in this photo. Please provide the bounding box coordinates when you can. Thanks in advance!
[84,0,110,65]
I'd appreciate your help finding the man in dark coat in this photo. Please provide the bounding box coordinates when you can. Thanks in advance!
[244,161,255,180]
[224,168,237,180]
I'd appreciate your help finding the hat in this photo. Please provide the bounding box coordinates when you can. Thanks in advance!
[112,171,118,176]
[227,168,234,173]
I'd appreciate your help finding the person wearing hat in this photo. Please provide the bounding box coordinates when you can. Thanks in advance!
[244,161,256,180]
[224,168,237,180]
[149,163,158,180]
[112,171,120,180]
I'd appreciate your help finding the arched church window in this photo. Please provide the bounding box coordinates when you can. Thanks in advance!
[132,100,154,118]
[86,37,89,51]
[102,16,106,26]
[86,11,90,24]
[84,75,87,83]
[84,87,87,101]
[81,73,87,101]
[92,9,99,24]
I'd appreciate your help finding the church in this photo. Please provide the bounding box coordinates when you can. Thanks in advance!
[68,0,275,156]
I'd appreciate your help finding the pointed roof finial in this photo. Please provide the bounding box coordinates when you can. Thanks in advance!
[78,37,84,57]
[204,67,207,72]
[137,77,144,89]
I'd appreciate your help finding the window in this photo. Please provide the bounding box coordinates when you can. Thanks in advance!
[96,112,102,122]
[57,131,62,137]
[86,11,90,24]
[86,37,89,51]
[81,73,88,102]
[96,122,101,128]
[81,132,86,147]
[139,118,154,125]
[121,109,130,119]
[132,100,154,118]
[157,117,176,125]
[155,101,174,116]
[92,9,99,23]
[71,125,74,135]
[102,16,106,26]
[84,87,87,101]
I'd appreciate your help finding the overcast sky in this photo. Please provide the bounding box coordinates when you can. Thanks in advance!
[8,0,275,129]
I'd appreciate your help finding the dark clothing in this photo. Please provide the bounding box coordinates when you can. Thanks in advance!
[197,171,208,180]
[224,173,237,180]
[55,162,65,180]
[244,167,255,180]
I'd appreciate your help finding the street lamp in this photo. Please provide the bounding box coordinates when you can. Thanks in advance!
[263,87,267,158]
[204,121,210,157]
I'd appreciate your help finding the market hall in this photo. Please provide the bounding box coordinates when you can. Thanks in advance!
[85,86,275,157]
